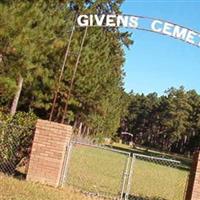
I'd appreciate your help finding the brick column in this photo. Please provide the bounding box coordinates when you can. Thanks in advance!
[27,119,72,187]
[185,151,200,200]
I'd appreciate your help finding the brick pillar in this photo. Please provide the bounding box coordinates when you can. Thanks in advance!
[27,119,72,187]
[185,151,200,200]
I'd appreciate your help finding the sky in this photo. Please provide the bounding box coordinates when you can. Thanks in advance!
[121,0,200,95]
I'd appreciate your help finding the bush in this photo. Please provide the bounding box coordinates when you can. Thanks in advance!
[0,111,37,172]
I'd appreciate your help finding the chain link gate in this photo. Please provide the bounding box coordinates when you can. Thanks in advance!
[125,154,189,200]
[61,141,190,200]
[61,141,131,199]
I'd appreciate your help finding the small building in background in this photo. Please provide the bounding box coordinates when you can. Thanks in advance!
[121,132,133,145]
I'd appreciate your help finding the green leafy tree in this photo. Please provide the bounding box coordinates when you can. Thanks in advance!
[0,0,133,139]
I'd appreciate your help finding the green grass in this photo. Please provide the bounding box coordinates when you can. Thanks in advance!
[0,173,101,200]
[112,143,192,169]
[66,144,189,200]
[0,143,189,200]
[130,160,188,200]
[66,145,127,197]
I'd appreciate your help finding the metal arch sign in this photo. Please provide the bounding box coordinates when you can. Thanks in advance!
[77,14,200,48]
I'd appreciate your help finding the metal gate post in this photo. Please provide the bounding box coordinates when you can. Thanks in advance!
[59,141,73,187]
[120,153,131,200]
[125,154,136,200]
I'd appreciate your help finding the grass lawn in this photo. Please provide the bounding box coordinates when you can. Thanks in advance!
[0,173,102,200]
[66,144,127,198]
[112,143,192,169]
[130,160,188,200]
[0,143,190,200]
[65,144,189,200]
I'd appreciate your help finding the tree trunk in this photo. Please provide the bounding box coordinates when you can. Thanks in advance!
[82,125,87,136]
[86,127,90,136]
[78,122,83,136]
[10,75,23,116]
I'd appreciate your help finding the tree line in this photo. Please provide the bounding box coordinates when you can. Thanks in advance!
[121,87,200,155]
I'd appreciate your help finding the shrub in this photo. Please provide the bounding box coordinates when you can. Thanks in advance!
[0,111,37,172]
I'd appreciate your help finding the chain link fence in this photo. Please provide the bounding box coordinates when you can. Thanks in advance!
[0,121,34,177]
[62,141,190,200]
[125,154,189,200]
[63,141,131,199]
[0,122,190,200]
